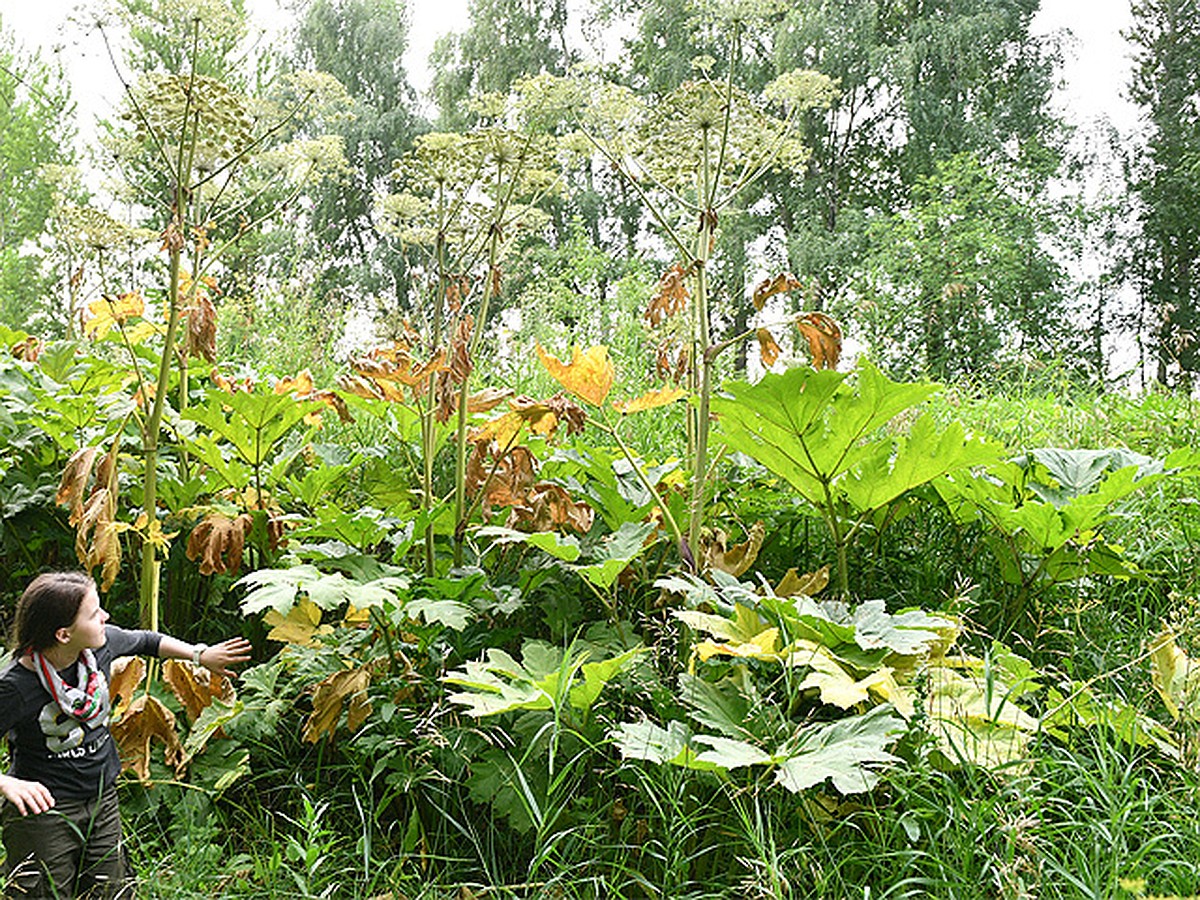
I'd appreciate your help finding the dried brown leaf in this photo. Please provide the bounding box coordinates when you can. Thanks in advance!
[303,666,372,743]
[112,694,184,781]
[645,264,689,326]
[796,312,842,370]
[163,658,235,724]
[775,565,831,598]
[185,513,252,576]
[752,273,802,312]
[702,520,765,577]
[57,447,98,525]
[756,328,782,369]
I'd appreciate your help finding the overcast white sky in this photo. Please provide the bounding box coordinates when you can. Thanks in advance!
[1,0,1139,142]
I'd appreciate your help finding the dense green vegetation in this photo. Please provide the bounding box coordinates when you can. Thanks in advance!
[4,0,1200,897]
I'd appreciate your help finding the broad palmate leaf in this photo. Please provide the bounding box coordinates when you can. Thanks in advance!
[774,705,905,794]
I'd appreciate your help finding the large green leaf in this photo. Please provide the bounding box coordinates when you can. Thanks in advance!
[184,389,315,469]
[478,525,582,561]
[713,360,937,504]
[774,705,906,794]
[842,415,998,512]
[851,600,956,655]
[575,521,658,589]
[1023,447,1160,506]
[611,720,715,770]
[445,640,643,718]
[678,672,760,741]
[236,566,412,614]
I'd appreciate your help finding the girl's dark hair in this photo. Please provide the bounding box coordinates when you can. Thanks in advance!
[11,571,96,655]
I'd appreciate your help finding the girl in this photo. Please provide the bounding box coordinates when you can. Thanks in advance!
[0,571,251,898]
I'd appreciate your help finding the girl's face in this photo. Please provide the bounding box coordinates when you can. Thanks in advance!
[61,587,109,653]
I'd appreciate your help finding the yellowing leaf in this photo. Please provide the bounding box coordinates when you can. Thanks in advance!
[125,321,159,344]
[613,386,688,415]
[1150,628,1200,721]
[112,695,184,781]
[85,291,145,338]
[303,666,372,743]
[695,627,780,662]
[109,657,146,719]
[924,667,1039,772]
[536,344,615,406]
[264,596,333,646]
[789,640,895,710]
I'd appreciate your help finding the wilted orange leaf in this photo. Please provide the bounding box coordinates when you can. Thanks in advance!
[62,440,122,592]
[109,657,146,719]
[163,659,235,724]
[752,273,802,311]
[311,389,354,424]
[702,520,765,577]
[91,520,122,593]
[536,344,615,406]
[756,328,782,369]
[446,274,472,312]
[112,694,184,780]
[57,446,99,525]
[10,336,42,361]
[508,483,595,534]
[468,444,538,512]
[303,666,372,743]
[211,370,255,393]
[274,370,316,396]
[467,387,514,415]
[470,396,561,447]
[645,264,690,326]
[613,386,688,415]
[775,565,830,598]
[796,312,842,370]
[186,293,217,362]
[186,513,252,576]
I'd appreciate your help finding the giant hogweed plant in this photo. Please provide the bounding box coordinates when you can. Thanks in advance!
[937,446,1200,634]
[375,105,562,573]
[52,12,349,624]
[510,35,839,567]
[712,358,1000,596]
[607,570,1177,795]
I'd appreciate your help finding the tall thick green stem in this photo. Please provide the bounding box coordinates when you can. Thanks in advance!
[421,187,449,577]
[685,130,716,567]
[140,235,184,630]
[452,226,501,567]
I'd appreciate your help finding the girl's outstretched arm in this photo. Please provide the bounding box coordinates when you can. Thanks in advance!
[0,774,55,816]
[158,636,253,678]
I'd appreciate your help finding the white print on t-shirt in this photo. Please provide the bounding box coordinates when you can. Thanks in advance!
[38,699,85,754]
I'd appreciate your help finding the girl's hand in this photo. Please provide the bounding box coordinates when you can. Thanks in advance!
[200,637,253,678]
[0,774,54,816]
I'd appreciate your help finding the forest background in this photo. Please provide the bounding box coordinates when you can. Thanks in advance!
[3,1,1200,898]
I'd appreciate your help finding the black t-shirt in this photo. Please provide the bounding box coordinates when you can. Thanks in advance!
[0,625,161,801]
